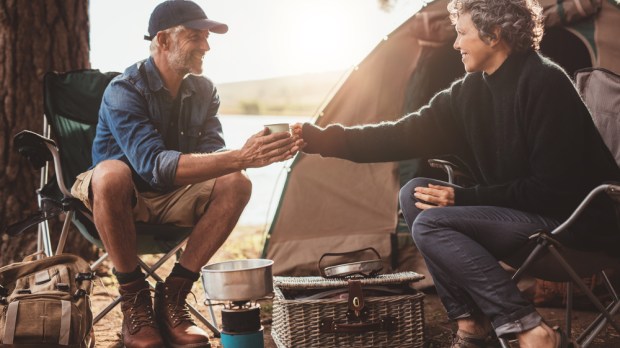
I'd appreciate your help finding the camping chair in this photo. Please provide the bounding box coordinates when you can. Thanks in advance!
[429,67,620,347]
[6,69,220,337]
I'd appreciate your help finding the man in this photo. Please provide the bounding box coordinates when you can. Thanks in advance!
[71,1,300,347]
[292,0,619,347]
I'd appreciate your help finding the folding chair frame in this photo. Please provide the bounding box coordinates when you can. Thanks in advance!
[428,157,620,347]
[497,184,620,348]
[18,108,222,338]
[91,236,219,339]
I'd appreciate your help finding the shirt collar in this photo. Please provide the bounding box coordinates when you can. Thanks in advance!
[144,56,165,92]
[144,57,198,96]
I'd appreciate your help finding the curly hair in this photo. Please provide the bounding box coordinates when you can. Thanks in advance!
[447,0,544,52]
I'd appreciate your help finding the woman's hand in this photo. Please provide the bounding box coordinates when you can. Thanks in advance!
[290,123,307,150]
[413,183,455,210]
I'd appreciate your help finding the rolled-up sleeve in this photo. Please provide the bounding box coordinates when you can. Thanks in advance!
[99,80,181,190]
[151,150,181,189]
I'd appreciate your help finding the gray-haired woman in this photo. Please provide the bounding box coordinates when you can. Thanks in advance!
[292,0,620,347]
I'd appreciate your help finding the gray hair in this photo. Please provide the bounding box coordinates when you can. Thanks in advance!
[448,0,544,52]
[149,25,187,55]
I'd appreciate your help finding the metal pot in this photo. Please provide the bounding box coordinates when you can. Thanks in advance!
[201,259,274,302]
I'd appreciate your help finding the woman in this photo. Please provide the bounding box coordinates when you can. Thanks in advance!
[292,0,620,347]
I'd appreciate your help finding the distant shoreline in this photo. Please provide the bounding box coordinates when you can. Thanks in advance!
[219,110,316,117]
[217,69,345,119]
[218,101,321,117]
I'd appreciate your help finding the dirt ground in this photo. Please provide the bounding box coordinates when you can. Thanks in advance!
[91,286,620,347]
[90,226,620,347]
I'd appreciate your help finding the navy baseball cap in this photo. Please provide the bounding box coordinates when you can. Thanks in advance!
[144,0,228,40]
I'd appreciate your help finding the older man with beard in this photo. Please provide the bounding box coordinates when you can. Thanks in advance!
[70,1,301,347]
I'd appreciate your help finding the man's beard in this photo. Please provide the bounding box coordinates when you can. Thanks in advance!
[167,47,202,75]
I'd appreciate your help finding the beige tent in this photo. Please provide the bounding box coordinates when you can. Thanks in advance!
[263,0,620,277]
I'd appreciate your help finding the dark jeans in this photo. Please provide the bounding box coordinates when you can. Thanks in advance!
[399,177,562,336]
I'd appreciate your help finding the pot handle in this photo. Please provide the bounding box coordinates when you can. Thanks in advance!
[318,247,381,277]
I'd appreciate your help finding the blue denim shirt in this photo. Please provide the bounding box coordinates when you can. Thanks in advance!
[92,57,226,191]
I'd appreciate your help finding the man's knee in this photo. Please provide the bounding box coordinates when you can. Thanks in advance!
[215,171,252,206]
[91,160,134,201]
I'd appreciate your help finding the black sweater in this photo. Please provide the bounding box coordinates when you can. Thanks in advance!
[303,50,620,250]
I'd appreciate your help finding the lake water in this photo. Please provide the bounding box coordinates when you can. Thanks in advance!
[219,114,313,226]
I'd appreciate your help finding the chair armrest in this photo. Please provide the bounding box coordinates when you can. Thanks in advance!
[13,130,73,198]
[550,184,618,237]
[13,130,56,169]
[607,183,620,204]
[427,158,473,184]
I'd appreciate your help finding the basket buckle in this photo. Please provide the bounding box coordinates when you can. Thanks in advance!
[346,280,369,321]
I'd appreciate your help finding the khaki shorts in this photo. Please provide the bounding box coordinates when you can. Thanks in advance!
[71,169,216,227]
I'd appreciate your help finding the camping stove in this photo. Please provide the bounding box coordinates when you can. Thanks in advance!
[219,300,264,348]
[201,259,273,348]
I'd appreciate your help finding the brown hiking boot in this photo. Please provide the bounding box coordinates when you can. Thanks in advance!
[155,277,211,348]
[118,278,164,348]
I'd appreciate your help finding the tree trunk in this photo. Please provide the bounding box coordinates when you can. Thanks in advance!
[0,0,96,266]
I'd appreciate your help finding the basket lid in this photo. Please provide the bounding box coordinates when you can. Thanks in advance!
[273,271,424,290]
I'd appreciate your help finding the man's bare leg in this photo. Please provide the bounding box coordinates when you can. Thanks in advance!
[91,160,138,272]
[156,171,251,347]
[91,160,163,347]
[178,171,252,272]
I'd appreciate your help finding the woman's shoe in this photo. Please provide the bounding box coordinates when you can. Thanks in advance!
[451,330,502,348]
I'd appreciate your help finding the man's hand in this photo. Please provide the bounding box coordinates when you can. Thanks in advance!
[413,183,455,210]
[239,128,302,168]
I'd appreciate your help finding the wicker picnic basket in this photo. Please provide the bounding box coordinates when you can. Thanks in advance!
[272,272,425,348]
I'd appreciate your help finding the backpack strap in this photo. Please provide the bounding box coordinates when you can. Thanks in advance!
[3,301,19,344]
[59,300,71,345]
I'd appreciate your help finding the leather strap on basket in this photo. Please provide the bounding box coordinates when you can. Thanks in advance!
[318,247,381,278]
[319,316,397,334]
[319,279,398,334]
[347,280,368,321]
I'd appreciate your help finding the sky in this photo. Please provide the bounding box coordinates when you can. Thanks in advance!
[89,0,425,84]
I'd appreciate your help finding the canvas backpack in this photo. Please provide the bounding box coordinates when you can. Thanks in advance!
[0,253,95,348]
